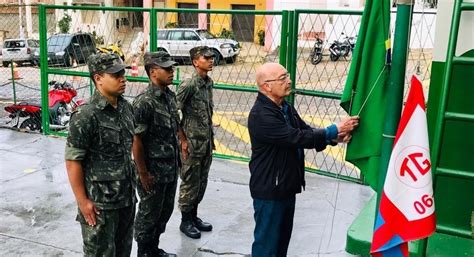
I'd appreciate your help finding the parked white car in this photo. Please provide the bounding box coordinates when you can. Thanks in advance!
[2,38,39,67]
[157,28,240,65]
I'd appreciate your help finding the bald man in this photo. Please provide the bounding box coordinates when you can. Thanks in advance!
[248,63,359,256]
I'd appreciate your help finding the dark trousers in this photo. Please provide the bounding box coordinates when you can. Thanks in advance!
[178,152,212,212]
[78,205,135,257]
[252,196,296,257]
[134,180,177,244]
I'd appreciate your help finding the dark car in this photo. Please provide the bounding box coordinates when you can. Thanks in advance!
[33,33,96,67]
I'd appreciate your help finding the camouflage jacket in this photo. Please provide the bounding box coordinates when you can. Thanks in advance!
[177,71,214,157]
[132,84,180,183]
[65,90,136,210]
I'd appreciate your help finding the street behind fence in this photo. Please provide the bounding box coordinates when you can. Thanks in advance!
[0,4,437,182]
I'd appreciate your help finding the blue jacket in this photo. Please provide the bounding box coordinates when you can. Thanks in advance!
[248,92,331,200]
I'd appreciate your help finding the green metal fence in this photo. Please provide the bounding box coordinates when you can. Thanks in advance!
[0,4,438,184]
[0,4,55,130]
[289,9,364,182]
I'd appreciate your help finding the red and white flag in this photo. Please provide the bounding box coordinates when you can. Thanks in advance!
[371,76,436,256]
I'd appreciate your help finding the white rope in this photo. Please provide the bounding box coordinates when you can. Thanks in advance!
[320,61,386,256]
[356,65,387,116]
[320,1,398,253]
[325,147,345,251]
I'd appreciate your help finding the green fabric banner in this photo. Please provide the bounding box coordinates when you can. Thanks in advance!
[340,0,391,190]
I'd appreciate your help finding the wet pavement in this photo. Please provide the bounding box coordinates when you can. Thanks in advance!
[0,129,373,256]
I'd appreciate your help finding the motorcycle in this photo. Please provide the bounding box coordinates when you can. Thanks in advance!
[4,81,84,131]
[329,33,357,62]
[97,40,125,61]
[309,36,324,65]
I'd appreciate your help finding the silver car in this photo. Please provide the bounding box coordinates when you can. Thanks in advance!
[157,28,240,65]
[2,38,39,67]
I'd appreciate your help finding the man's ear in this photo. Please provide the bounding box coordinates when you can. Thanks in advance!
[93,73,103,86]
[264,82,272,92]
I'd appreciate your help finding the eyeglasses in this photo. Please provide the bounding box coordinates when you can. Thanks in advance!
[264,73,290,83]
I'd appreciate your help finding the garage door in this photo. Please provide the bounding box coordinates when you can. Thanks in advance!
[177,3,210,29]
[231,4,255,42]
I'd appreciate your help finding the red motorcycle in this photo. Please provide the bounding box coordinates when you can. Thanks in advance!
[4,81,84,131]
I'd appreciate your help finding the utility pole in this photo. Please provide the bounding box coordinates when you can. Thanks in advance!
[25,0,32,38]
[18,0,24,39]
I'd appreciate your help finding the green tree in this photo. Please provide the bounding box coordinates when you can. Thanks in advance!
[257,30,265,46]
[58,14,72,33]
[218,28,235,40]
[165,22,178,28]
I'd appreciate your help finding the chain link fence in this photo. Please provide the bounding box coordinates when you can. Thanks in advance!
[0,4,438,183]
[0,4,55,130]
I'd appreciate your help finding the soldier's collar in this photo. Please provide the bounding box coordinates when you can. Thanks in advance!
[91,90,125,110]
[192,71,209,88]
[148,83,170,97]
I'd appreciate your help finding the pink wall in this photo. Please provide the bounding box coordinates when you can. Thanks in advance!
[264,0,274,51]
[198,0,208,29]
[143,0,152,50]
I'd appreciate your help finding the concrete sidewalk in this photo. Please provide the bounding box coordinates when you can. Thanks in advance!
[0,129,373,256]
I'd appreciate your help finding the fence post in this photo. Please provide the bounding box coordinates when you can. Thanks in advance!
[10,62,17,104]
[149,8,157,52]
[279,10,289,68]
[39,4,50,135]
[287,10,297,106]
[175,66,181,91]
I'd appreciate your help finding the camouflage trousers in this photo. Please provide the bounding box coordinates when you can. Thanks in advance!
[178,153,212,212]
[76,204,135,257]
[134,179,177,244]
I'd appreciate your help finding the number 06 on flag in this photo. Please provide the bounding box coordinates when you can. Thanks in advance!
[371,76,436,257]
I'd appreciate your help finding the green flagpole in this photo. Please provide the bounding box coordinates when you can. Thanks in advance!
[374,0,418,253]
[375,0,414,223]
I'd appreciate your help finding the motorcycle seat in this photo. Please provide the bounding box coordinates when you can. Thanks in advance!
[17,102,41,107]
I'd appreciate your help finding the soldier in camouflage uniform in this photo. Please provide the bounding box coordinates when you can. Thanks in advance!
[65,53,136,257]
[177,46,215,239]
[132,51,187,257]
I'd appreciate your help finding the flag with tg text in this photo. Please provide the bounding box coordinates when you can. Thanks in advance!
[371,76,436,257]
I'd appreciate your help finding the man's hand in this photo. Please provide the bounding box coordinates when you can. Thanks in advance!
[336,116,359,143]
[139,172,155,193]
[181,139,189,161]
[78,198,100,226]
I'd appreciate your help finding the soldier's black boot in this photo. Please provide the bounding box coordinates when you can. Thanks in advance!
[192,206,213,232]
[137,242,156,257]
[156,248,177,257]
[180,211,201,239]
[154,234,177,257]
